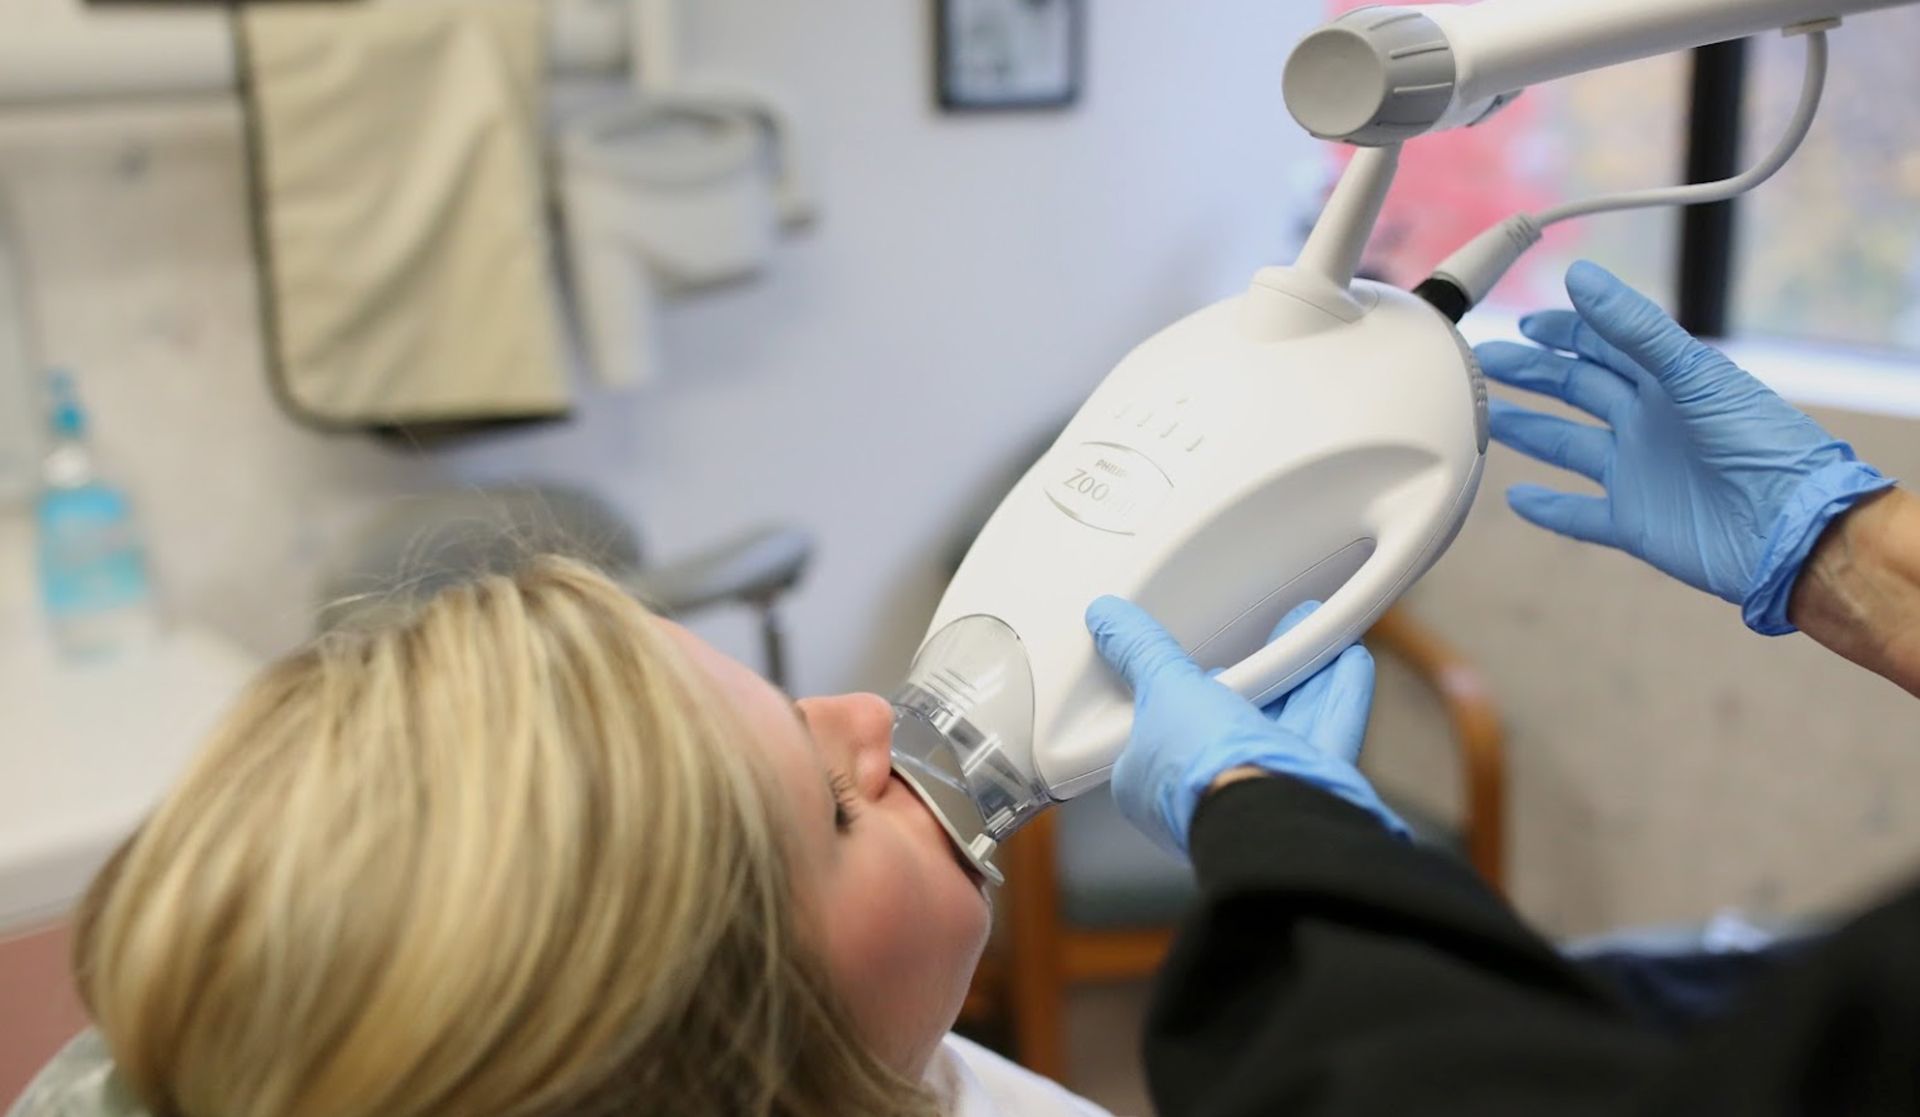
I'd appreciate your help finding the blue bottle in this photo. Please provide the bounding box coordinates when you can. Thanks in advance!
[34,371,157,660]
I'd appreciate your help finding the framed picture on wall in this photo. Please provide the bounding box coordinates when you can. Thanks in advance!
[936,0,1083,112]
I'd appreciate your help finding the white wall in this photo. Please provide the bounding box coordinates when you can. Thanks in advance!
[0,1,1325,687]
[6,0,1920,941]
[437,0,1330,694]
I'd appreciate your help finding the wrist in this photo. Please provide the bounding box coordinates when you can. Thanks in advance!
[1789,487,1920,696]
[1742,461,1897,635]
[1206,765,1272,797]
[1197,759,1413,841]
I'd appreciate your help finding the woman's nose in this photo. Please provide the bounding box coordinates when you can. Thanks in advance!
[844,693,895,797]
[800,692,895,798]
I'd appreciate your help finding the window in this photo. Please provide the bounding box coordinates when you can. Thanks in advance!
[1733,10,1920,356]
[1314,0,1920,391]
[1321,1,1688,311]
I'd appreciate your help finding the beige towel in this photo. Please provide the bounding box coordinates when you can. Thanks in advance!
[240,0,568,426]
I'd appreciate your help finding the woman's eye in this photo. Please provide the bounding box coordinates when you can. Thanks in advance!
[830,771,860,832]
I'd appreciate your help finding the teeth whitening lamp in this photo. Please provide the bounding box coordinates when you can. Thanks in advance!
[891,0,1917,884]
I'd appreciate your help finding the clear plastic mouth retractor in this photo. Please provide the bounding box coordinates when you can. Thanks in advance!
[889,702,1005,886]
[887,615,1050,888]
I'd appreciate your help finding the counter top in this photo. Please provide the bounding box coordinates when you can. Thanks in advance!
[0,611,256,933]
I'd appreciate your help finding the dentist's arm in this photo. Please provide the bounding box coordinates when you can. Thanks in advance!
[1478,261,1917,692]
[1089,597,1667,1113]
[1790,487,1920,697]
[1088,600,1920,1116]
[1085,596,1409,857]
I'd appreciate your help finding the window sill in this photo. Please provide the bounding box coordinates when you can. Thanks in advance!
[1460,310,1920,421]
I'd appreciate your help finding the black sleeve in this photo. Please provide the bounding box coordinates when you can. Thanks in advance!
[1142,776,1920,1116]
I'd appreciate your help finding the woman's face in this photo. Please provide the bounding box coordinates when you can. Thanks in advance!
[661,623,993,1077]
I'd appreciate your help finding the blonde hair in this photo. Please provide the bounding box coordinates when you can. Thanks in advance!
[73,556,937,1117]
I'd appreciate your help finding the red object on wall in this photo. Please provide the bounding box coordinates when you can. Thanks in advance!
[1321,0,1564,296]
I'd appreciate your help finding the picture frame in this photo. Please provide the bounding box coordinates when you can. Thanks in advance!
[935,0,1084,113]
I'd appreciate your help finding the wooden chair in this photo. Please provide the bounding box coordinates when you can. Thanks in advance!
[957,604,1506,1080]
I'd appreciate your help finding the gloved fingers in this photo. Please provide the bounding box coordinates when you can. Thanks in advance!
[1477,340,1634,424]
[1305,644,1376,765]
[1564,261,1731,401]
[1268,646,1341,729]
[1265,599,1321,643]
[1488,399,1612,483]
[1087,595,1201,693]
[1107,746,1193,857]
[1517,309,1646,387]
[1271,643,1374,762]
[1506,484,1617,547]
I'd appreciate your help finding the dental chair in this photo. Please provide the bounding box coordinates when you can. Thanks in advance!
[314,484,813,686]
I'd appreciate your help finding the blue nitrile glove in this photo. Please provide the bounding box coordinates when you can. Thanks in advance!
[1086,596,1409,857]
[1478,261,1895,635]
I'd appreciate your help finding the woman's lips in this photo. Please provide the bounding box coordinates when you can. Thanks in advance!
[891,772,990,890]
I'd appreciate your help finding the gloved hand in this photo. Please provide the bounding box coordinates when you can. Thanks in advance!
[1478,260,1894,635]
[1086,596,1409,857]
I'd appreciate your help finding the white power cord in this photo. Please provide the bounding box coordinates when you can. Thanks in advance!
[1427,28,1829,313]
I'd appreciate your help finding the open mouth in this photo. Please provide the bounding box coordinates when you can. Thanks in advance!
[892,772,992,889]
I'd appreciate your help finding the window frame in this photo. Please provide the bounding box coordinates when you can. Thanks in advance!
[1669,41,1920,414]
[1675,41,1747,339]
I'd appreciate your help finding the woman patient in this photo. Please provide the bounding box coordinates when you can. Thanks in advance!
[12,557,1109,1117]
